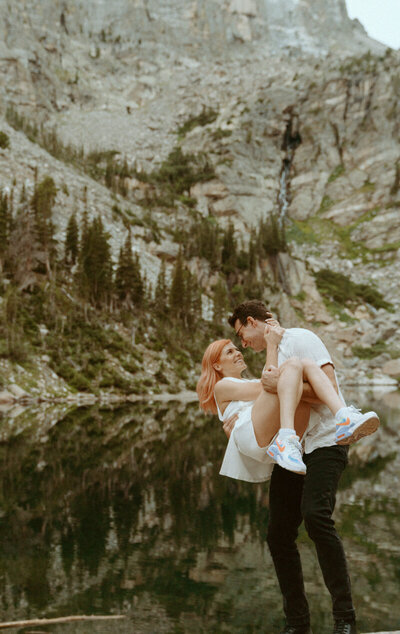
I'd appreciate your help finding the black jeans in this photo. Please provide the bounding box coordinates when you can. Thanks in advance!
[266,445,355,628]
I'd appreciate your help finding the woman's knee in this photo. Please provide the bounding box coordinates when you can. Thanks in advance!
[301,359,319,375]
[280,358,303,373]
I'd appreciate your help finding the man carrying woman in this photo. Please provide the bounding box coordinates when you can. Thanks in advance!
[197,300,379,634]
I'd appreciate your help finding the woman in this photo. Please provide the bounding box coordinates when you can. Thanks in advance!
[197,324,379,481]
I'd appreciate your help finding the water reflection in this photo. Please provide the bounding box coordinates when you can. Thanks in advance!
[0,389,399,633]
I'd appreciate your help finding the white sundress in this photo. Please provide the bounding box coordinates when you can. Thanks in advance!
[216,377,274,483]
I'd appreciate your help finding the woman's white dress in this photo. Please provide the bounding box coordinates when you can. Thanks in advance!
[216,377,274,483]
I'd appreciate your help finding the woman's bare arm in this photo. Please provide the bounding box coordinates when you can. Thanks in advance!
[214,379,262,413]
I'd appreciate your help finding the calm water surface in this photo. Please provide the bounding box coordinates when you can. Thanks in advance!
[0,388,399,633]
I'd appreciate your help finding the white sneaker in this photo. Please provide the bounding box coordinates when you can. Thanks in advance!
[267,433,306,475]
[335,405,380,445]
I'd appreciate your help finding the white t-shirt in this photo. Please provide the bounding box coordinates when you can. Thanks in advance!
[277,328,345,454]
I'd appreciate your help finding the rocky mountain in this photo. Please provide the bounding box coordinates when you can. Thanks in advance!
[0,0,399,399]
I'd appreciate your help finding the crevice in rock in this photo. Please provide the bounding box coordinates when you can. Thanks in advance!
[330,121,344,165]
[361,75,377,126]
[271,110,302,295]
[343,78,351,121]
[278,110,302,231]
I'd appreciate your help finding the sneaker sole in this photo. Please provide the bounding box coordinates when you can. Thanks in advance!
[275,457,306,475]
[336,416,380,445]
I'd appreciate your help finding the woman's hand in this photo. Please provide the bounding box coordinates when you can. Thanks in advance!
[264,322,284,347]
[222,413,238,439]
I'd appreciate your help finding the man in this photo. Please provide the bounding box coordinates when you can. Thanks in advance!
[227,300,357,634]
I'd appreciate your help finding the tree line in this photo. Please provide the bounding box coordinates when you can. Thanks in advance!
[0,175,287,324]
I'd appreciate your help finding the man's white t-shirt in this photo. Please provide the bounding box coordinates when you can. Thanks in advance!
[277,328,345,454]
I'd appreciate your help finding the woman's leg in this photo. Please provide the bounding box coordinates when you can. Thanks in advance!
[251,390,280,447]
[251,359,310,447]
[277,358,304,430]
[301,360,344,415]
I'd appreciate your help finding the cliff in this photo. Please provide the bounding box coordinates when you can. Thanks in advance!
[0,0,399,399]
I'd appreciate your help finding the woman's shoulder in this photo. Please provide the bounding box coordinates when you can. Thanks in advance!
[215,377,244,396]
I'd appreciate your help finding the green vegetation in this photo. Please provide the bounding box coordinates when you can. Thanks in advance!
[5,106,133,198]
[212,128,233,141]
[5,105,220,222]
[135,146,215,207]
[0,131,10,149]
[318,195,335,214]
[359,180,375,193]
[328,164,345,183]
[315,269,393,315]
[177,107,218,136]
[0,175,287,391]
[286,208,388,262]
[352,341,388,359]
[352,341,400,360]
[339,453,396,491]
[339,51,381,75]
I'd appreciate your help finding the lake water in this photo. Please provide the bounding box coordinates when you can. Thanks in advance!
[0,387,399,633]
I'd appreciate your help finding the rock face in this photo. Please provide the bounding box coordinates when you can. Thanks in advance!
[0,0,399,390]
[0,0,386,119]
[0,0,381,56]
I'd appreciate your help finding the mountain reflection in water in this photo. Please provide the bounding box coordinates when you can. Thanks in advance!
[0,390,399,633]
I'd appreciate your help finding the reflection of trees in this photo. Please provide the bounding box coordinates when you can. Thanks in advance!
[1,399,400,632]
[0,402,269,622]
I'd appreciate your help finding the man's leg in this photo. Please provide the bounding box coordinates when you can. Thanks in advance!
[302,446,355,624]
[267,464,310,628]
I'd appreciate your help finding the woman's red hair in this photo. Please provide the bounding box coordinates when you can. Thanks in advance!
[196,339,231,415]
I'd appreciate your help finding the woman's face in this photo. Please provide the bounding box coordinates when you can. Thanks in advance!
[215,342,246,377]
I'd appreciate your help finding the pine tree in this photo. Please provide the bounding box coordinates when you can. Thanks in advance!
[80,208,89,246]
[105,159,114,189]
[20,183,26,203]
[221,220,237,275]
[191,215,220,268]
[185,268,202,328]
[154,260,168,316]
[7,208,40,289]
[64,212,79,266]
[0,192,10,271]
[30,176,57,273]
[169,250,185,321]
[77,216,113,306]
[258,214,286,256]
[115,233,143,308]
[212,277,229,324]
[131,253,144,306]
[248,229,257,273]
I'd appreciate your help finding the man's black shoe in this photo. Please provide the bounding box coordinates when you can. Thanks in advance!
[280,625,312,634]
[333,620,357,634]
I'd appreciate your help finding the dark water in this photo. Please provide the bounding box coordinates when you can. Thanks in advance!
[0,389,399,633]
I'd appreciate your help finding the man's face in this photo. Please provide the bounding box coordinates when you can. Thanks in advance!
[233,317,266,352]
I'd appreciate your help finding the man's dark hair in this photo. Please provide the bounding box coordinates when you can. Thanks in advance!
[228,300,273,328]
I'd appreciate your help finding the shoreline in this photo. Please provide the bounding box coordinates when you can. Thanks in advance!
[1,380,399,410]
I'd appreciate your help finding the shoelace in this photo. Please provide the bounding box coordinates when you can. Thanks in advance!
[286,436,302,447]
[347,405,361,415]
[286,436,303,455]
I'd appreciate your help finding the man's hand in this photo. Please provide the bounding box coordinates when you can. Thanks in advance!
[261,365,279,393]
[222,413,238,438]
